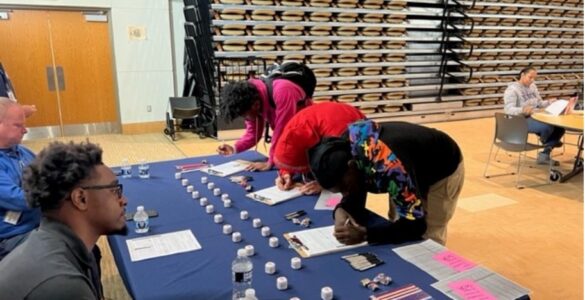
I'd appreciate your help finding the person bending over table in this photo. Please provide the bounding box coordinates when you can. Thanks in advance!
[274,102,365,194]
[504,66,565,165]
[308,120,464,245]
[217,79,312,171]
[0,141,128,299]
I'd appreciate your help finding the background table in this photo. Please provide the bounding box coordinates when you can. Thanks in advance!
[108,151,449,300]
[532,112,583,182]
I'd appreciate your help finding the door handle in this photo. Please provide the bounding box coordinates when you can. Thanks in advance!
[46,66,56,91]
[56,66,65,91]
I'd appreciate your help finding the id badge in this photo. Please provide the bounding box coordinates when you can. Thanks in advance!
[4,211,22,225]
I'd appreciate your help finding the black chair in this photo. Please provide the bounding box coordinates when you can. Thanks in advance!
[483,113,548,188]
[164,97,200,141]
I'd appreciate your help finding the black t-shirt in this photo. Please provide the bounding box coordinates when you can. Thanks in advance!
[379,122,462,199]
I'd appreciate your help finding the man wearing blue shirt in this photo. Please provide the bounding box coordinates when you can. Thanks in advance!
[0,99,39,260]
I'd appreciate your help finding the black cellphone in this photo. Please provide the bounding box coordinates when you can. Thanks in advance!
[125,209,159,221]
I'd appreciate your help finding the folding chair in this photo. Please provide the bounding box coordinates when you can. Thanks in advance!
[164,97,201,141]
[483,113,548,189]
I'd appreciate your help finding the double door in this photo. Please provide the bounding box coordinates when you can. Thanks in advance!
[0,9,119,138]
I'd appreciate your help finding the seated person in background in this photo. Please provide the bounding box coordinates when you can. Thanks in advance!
[216,79,312,171]
[274,102,365,194]
[504,66,565,165]
[0,141,128,299]
[308,119,464,246]
[0,99,39,260]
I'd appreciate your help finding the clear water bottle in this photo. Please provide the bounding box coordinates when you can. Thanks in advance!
[138,159,150,179]
[232,248,253,300]
[121,159,132,178]
[133,206,149,234]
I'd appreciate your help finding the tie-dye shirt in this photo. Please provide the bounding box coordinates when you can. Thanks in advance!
[348,120,424,220]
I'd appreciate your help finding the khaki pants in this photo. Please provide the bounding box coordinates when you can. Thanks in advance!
[422,159,465,245]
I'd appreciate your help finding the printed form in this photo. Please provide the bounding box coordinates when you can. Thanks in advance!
[126,230,202,262]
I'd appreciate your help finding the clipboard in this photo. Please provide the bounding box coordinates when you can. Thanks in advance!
[246,185,302,206]
[199,160,250,177]
[283,225,368,258]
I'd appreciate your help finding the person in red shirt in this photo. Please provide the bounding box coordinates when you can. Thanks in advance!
[274,102,365,194]
[217,79,311,171]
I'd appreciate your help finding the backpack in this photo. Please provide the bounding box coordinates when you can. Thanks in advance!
[259,62,317,143]
[261,62,317,108]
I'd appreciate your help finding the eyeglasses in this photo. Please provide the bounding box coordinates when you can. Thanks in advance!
[80,183,124,199]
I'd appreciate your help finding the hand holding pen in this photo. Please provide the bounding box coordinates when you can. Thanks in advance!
[333,208,367,245]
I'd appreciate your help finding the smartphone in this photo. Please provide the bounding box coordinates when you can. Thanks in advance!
[125,209,159,221]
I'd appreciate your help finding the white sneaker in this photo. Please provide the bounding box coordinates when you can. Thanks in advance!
[537,152,560,166]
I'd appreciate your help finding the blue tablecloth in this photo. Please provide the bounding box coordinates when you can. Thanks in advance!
[108,151,448,300]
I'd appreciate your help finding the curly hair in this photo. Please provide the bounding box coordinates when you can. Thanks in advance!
[219,80,260,122]
[23,141,103,211]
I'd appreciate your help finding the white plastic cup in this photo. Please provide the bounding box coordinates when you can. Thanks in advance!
[221,193,230,201]
[223,224,232,234]
[232,232,242,243]
[252,218,262,228]
[199,197,208,206]
[174,172,182,179]
[269,237,279,248]
[201,176,208,184]
[205,204,214,214]
[223,199,232,208]
[191,191,200,199]
[240,210,249,220]
[214,214,223,224]
[245,245,255,256]
[261,226,271,237]
[187,185,194,193]
[291,257,302,270]
[213,188,221,196]
[207,182,215,190]
[265,261,276,274]
[321,286,333,300]
[277,276,288,290]
[181,178,189,186]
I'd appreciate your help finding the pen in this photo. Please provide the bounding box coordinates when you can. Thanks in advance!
[344,218,351,226]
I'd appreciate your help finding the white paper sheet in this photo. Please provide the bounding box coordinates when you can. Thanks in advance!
[431,266,531,300]
[545,99,569,116]
[393,239,462,280]
[126,229,202,262]
[286,225,367,257]
[246,185,302,205]
[314,190,343,210]
[200,160,249,177]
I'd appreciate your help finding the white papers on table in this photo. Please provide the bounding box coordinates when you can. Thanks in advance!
[431,266,531,300]
[285,225,367,257]
[314,190,343,210]
[246,185,302,205]
[126,230,202,262]
[393,239,471,280]
[200,160,249,177]
[545,99,569,116]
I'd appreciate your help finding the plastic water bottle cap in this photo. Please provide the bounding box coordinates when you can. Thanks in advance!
[237,248,247,257]
[245,289,256,297]
[137,206,144,211]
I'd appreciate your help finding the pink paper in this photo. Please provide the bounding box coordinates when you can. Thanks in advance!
[448,279,496,300]
[433,251,476,272]
[325,197,341,207]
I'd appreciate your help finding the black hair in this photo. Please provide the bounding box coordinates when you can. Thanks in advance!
[519,66,537,78]
[219,80,260,122]
[23,141,103,211]
[308,137,352,190]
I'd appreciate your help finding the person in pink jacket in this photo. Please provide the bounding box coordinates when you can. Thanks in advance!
[217,79,312,171]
